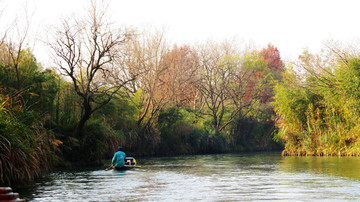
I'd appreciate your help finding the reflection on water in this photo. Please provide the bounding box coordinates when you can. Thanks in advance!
[281,156,360,180]
[18,153,360,201]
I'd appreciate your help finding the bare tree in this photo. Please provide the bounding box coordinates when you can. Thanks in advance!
[195,41,240,134]
[0,2,33,90]
[5,19,30,90]
[195,40,277,135]
[121,28,169,133]
[49,1,136,137]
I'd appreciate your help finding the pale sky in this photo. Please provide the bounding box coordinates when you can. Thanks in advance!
[2,0,360,65]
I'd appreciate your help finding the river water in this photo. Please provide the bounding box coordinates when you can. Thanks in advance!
[19,152,360,201]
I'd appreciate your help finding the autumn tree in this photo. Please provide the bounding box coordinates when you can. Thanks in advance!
[120,28,169,134]
[259,44,284,74]
[257,43,285,102]
[230,50,273,145]
[161,45,199,107]
[226,44,284,149]
[49,1,136,137]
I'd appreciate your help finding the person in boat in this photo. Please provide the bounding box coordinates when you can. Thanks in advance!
[111,146,126,169]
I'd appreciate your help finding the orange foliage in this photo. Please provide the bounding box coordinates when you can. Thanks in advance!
[159,45,199,107]
[243,44,284,104]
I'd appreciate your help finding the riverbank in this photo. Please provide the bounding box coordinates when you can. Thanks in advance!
[282,149,360,157]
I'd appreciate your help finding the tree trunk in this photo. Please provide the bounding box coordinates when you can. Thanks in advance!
[74,99,92,137]
[74,111,91,138]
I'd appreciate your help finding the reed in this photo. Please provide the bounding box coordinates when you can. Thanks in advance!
[0,90,60,185]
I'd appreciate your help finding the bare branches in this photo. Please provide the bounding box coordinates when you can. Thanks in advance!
[295,43,353,90]
[124,28,169,129]
[194,40,282,134]
[195,41,241,133]
[48,1,135,136]
[0,2,36,91]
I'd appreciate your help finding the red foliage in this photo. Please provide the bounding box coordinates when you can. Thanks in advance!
[258,44,285,103]
[259,43,284,74]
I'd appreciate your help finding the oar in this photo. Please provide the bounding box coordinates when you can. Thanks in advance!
[105,165,115,170]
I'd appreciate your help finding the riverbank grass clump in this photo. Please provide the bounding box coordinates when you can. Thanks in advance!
[0,91,60,185]
[274,45,360,157]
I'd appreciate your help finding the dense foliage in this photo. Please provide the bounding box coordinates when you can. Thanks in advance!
[0,50,60,185]
[274,45,360,156]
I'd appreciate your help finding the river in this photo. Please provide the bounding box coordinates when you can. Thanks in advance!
[18,152,360,201]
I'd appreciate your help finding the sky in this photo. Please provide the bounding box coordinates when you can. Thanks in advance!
[2,0,360,65]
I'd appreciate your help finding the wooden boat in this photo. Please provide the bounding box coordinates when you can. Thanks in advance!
[114,165,140,171]
[108,157,140,171]
[0,187,25,201]
[116,157,139,170]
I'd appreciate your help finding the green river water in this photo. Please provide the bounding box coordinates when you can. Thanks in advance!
[17,152,360,201]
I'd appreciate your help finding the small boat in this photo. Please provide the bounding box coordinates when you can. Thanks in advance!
[113,157,140,171]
